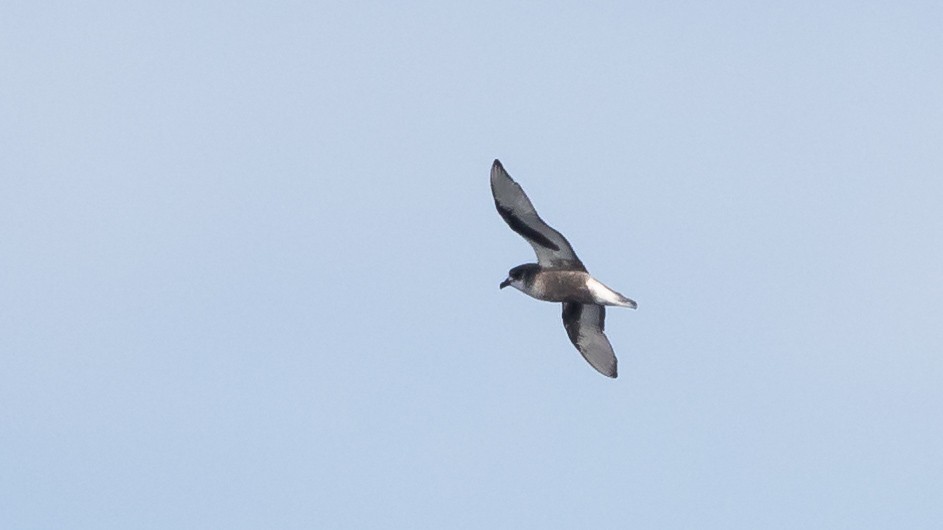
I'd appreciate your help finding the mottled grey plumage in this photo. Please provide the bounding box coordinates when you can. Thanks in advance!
[491,159,637,379]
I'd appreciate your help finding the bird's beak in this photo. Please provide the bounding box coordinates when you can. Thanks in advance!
[499,278,511,289]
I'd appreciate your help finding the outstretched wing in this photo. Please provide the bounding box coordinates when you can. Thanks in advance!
[491,159,585,271]
[562,302,618,378]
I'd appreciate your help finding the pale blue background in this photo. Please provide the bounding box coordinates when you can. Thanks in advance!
[3,2,942,528]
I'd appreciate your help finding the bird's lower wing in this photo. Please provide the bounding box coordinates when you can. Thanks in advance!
[562,303,617,378]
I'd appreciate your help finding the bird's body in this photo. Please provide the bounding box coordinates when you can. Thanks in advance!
[503,265,636,307]
[491,159,637,378]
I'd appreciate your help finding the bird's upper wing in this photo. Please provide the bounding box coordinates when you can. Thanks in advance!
[491,159,585,271]
[562,302,618,378]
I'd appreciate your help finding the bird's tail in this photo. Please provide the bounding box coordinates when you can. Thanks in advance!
[616,294,638,309]
[587,277,638,309]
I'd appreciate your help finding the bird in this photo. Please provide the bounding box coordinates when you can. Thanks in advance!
[491,159,636,378]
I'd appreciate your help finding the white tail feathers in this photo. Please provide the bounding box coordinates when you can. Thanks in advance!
[586,277,637,308]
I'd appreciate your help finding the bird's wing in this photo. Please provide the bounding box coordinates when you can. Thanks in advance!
[491,159,586,271]
[562,303,618,378]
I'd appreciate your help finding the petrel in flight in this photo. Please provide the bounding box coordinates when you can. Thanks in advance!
[491,159,637,378]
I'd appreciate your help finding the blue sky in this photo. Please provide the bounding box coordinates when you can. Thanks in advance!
[2,2,942,528]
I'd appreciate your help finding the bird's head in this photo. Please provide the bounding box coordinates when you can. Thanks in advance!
[500,263,540,291]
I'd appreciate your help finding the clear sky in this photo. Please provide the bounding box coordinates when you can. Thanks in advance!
[2,2,942,528]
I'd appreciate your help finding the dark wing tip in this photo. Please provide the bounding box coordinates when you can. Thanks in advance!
[491,159,508,182]
[595,352,618,378]
[593,353,619,379]
[490,159,508,190]
[607,362,618,378]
